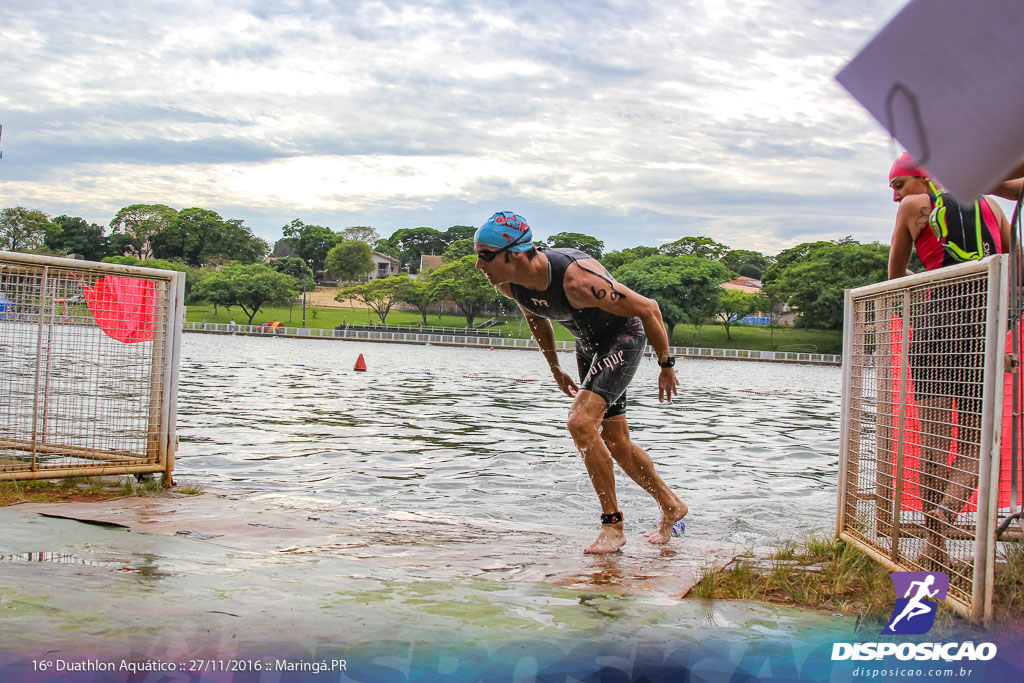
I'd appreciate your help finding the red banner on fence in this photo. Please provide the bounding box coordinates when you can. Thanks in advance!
[885,314,1017,513]
[82,275,156,344]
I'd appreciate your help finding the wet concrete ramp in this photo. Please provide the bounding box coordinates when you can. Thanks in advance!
[13,490,743,599]
[0,494,861,680]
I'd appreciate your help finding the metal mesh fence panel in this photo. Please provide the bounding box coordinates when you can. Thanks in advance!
[1000,190,1024,573]
[839,257,1007,621]
[0,253,182,480]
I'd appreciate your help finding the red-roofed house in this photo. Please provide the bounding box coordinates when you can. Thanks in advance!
[721,276,762,294]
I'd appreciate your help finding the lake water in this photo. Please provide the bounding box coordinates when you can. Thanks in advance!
[176,334,842,547]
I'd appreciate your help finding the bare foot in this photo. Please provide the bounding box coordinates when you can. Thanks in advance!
[584,524,626,554]
[644,501,688,545]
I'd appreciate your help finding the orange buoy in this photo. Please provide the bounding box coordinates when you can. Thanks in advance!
[354,354,367,371]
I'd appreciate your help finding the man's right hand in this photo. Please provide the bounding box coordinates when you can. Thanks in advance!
[551,366,579,397]
[658,367,678,403]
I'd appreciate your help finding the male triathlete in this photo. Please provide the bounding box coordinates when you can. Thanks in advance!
[473,211,687,554]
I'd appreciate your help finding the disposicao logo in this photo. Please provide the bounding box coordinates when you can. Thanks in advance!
[830,571,998,663]
[882,571,948,635]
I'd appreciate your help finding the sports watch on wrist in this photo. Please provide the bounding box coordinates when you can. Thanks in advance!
[658,356,675,368]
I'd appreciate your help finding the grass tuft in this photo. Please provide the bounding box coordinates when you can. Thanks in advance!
[0,474,202,505]
[173,481,204,495]
[688,561,720,600]
[689,533,911,628]
[691,532,1024,632]
[994,541,1024,629]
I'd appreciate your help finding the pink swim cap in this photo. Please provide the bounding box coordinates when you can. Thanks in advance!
[889,151,928,181]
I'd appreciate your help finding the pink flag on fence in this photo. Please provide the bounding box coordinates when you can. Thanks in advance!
[886,314,1017,513]
[82,275,156,343]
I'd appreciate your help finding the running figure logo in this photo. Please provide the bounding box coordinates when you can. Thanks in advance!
[881,571,949,635]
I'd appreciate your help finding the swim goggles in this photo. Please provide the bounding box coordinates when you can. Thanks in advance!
[475,231,531,262]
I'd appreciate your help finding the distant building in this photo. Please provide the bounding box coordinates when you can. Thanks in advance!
[721,276,762,294]
[419,254,443,274]
[371,252,401,280]
[719,276,796,327]
[721,276,772,326]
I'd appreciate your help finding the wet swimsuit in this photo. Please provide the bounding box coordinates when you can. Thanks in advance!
[914,184,1003,270]
[509,248,645,417]
[909,188,1004,415]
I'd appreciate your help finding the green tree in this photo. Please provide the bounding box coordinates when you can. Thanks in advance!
[547,231,605,259]
[102,255,187,272]
[109,204,177,259]
[770,241,888,329]
[714,289,765,340]
[101,255,196,295]
[191,263,298,324]
[761,241,832,286]
[335,275,407,325]
[659,236,730,260]
[383,226,445,274]
[722,249,770,280]
[220,219,269,264]
[396,278,438,325]
[613,254,732,339]
[602,246,660,271]
[442,225,476,246]
[282,220,342,272]
[0,207,53,252]
[429,255,497,327]
[325,240,375,282]
[148,208,219,267]
[268,257,316,291]
[148,209,266,267]
[272,237,298,258]
[339,226,380,244]
[44,215,109,261]
[441,238,475,262]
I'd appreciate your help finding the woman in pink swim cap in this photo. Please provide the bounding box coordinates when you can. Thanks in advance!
[887,151,1009,278]
[887,151,930,205]
[885,151,1011,571]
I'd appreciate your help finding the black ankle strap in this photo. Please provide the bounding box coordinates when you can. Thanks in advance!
[601,511,623,525]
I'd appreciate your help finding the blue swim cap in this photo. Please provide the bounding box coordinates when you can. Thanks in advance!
[474,211,533,252]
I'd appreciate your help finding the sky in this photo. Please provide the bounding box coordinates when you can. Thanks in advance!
[0,0,932,255]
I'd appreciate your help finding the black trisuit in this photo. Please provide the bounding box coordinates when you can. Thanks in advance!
[509,248,646,417]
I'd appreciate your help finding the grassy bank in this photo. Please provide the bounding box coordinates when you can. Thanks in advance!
[186,304,843,354]
[669,323,841,354]
[688,534,1024,635]
[0,476,202,506]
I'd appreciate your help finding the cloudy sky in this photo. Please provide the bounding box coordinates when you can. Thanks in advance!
[2,0,926,255]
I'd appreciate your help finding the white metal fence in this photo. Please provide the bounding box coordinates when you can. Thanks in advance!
[837,256,1020,621]
[183,322,843,365]
[0,252,185,482]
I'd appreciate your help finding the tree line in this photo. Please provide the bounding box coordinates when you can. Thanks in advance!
[1,203,897,331]
[272,222,894,333]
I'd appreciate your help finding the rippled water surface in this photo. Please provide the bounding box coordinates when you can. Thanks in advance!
[177,334,842,546]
